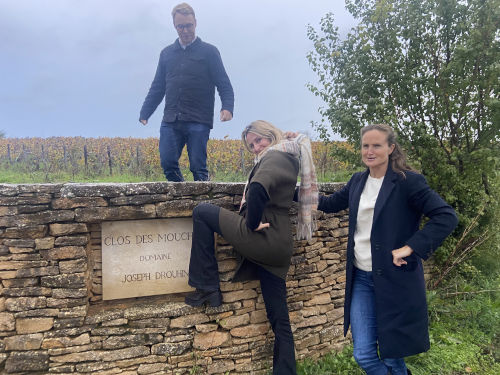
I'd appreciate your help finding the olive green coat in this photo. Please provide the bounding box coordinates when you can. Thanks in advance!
[219,150,299,281]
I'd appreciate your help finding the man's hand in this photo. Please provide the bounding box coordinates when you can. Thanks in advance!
[139,119,148,126]
[254,222,270,231]
[392,245,414,266]
[220,110,233,122]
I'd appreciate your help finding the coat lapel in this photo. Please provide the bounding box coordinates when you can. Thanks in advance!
[349,170,369,228]
[373,165,398,224]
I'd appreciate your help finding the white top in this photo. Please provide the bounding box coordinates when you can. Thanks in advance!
[353,175,384,271]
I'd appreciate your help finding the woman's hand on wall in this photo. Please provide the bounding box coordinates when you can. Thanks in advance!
[392,245,414,266]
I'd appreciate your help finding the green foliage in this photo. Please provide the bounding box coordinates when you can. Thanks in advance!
[298,346,364,375]
[298,280,500,374]
[307,0,500,284]
[412,281,500,374]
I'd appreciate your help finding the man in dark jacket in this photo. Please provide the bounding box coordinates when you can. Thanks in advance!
[139,2,234,181]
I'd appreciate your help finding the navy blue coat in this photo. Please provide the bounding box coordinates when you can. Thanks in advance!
[318,165,458,358]
[140,38,234,128]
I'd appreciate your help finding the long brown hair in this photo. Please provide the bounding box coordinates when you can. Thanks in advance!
[361,124,415,177]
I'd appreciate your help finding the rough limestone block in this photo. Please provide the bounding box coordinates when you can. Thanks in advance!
[41,273,86,288]
[295,315,328,329]
[2,225,47,239]
[43,246,86,260]
[0,260,49,271]
[13,308,59,319]
[319,325,343,342]
[249,310,267,325]
[2,239,35,248]
[74,205,156,222]
[4,351,49,373]
[304,293,331,306]
[17,205,50,214]
[54,235,88,246]
[230,323,269,339]
[16,317,54,334]
[49,223,89,236]
[208,359,236,375]
[5,297,47,312]
[195,323,218,333]
[41,333,90,349]
[50,350,103,363]
[51,197,108,209]
[123,302,194,320]
[1,287,51,298]
[193,331,231,350]
[137,362,167,375]
[103,345,151,362]
[110,194,169,206]
[220,313,250,329]
[0,210,74,227]
[52,317,85,330]
[4,333,43,351]
[0,194,51,206]
[155,200,197,218]
[102,334,163,350]
[0,312,15,331]
[222,290,258,303]
[296,333,321,350]
[59,258,87,273]
[35,237,55,250]
[170,313,210,329]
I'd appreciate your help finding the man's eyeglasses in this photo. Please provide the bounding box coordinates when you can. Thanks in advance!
[175,23,194,31]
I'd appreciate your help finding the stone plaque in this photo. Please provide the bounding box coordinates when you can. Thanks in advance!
[101,218,194,300]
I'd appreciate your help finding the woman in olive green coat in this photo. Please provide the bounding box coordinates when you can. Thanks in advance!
[185,120,318,375]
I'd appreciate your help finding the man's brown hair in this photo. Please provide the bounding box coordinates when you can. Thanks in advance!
[171,3,195,20]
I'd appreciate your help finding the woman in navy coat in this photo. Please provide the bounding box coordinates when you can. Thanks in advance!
[317,124,457,375]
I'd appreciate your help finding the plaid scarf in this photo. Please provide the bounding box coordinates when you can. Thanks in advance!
[242,134,318,240]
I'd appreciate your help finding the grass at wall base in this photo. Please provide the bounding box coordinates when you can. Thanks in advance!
[296,274,499,375]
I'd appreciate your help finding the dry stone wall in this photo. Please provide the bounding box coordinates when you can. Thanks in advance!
[0,182,350,374]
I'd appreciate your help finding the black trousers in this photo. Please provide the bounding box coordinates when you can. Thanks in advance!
[188,203,297,375]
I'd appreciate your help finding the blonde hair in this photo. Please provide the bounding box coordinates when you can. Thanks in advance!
[361,123,415,177]
[171,3,195,19]
[241,120,283,153]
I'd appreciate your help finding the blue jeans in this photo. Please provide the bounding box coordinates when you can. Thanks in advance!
[350,267,408,375]
[159,121,210,181]
[188,203,297,375]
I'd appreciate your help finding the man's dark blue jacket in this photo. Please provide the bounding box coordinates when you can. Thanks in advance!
[140,37,234,128]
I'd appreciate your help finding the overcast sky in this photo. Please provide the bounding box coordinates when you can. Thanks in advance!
[0,0,355,140]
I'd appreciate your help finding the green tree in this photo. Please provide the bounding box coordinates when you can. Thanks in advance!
[307,0,500,284]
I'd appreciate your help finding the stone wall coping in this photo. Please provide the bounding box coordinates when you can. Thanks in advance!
[0,181,346,196]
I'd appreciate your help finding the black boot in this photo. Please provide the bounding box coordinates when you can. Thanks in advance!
[185,289,222,307]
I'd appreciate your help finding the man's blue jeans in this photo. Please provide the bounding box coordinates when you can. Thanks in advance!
[159,121,210,181]
[350,267,408,375]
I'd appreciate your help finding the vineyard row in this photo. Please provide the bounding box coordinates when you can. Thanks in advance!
[0,137,348,177]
